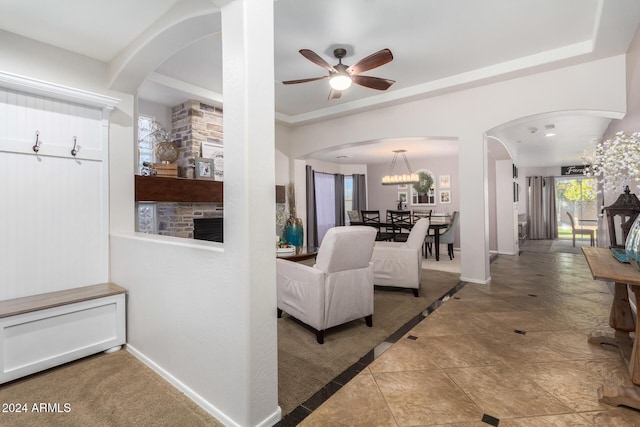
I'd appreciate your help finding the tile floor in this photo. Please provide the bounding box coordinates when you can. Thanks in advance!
[287,243,640,426]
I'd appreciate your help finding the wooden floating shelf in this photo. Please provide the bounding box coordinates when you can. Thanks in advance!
[135,175,223,202]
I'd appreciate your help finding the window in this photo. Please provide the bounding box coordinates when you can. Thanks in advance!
[555,177,598,241]
[344,176,353,222]
[137,115,156,174]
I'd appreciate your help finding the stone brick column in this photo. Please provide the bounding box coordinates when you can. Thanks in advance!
[171,100,223,173]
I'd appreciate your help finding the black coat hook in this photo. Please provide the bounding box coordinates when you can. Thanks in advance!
[32,131,40,153]
[71,136,78,156]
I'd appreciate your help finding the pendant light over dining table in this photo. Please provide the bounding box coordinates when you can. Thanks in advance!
[381,149,420,185]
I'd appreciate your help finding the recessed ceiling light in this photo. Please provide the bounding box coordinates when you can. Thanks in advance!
[527,127,538,134]
[335,155,350,159]
[545,124,556,137]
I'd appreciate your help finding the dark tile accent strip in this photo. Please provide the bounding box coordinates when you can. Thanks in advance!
[277,280,468,425]
[482,413,500,426]
[275,406,311,427]
[528,294,538,297]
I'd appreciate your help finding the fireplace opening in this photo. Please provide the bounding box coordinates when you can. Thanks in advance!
[193,218,223,243]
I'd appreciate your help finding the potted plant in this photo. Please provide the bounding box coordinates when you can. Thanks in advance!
[412,171,434,203]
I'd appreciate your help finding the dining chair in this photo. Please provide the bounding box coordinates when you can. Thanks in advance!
[412,209,432,252]
[361,210,394,241]
[567,211,594,247]
[347,210,361,223]
[425,211,459,259]
[388,210,412,242]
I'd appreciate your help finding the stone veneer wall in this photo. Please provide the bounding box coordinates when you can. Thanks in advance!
[171,100,223,172]
[157,203,223,238]
[137,101,224,239]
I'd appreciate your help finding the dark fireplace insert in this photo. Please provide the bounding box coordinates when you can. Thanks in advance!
[193,218,223,243]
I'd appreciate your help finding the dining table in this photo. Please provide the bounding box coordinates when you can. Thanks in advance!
[351,214,451,261]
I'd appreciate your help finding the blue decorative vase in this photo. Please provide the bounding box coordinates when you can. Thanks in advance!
[625,215,640,270]
[283,216,304,247]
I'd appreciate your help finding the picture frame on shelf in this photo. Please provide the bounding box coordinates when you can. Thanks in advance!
[439,175,451,188]
[439,190,451,204]
[201,142,224,181]
[195,157,215,180]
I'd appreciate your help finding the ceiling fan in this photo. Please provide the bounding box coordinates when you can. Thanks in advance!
[282,48,395,100]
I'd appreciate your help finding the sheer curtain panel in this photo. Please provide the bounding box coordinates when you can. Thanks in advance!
[314,172,336,244]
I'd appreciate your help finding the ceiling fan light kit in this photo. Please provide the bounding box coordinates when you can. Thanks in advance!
[283,47,395,99]
[329,73,352,90]
[381,149,420,185]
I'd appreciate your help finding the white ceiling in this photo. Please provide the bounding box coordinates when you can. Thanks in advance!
[2,0,640,167]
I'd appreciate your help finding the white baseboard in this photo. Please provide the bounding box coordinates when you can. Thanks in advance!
[126,344,282,427]
[460,276,492,285]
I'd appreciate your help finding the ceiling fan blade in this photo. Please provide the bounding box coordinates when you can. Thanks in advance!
[352,75,395,91]
[299,49,336,73]
[328,89,342,100]
[347,48,393,75]
[282,76,329,85]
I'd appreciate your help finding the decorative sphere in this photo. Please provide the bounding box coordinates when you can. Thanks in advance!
[155,140,179,163]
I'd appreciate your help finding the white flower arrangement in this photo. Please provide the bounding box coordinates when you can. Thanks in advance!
[584,131,640,193]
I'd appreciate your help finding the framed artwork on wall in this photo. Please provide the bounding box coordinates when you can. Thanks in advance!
[439,175,451,188]
[195,157,215,180]
[398,191,408,204]
[439,190,451,204]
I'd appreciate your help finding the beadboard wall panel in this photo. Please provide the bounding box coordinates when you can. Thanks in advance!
[0,73,118,300]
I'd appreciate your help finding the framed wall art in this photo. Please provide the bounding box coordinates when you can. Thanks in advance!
[439,175,451,188]
[439,190,451,204]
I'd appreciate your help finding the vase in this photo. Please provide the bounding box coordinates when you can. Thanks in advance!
[283,216,304,247]
[625,214,640,270]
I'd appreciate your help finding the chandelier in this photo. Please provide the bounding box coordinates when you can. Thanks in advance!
[381,149,419,185]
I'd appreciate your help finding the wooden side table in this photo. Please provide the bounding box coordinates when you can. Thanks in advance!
[582,247,640,408]
[276,246,319,262]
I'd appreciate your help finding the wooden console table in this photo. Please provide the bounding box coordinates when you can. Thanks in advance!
[582,246,640,409]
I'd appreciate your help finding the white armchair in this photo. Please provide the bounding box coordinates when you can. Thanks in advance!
[371,218,430,297]
[277,226,377,344]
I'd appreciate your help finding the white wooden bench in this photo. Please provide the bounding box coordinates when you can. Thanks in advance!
[0,283,126,384]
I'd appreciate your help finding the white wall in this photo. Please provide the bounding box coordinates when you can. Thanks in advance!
[138,99,171,129]
[286,56,627,283]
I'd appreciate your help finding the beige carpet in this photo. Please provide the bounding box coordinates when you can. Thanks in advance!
[0,350,223,427]
[277,269,460,415]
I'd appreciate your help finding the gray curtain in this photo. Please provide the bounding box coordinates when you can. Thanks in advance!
[306,165,318,247]
[528,176,558,239]
[352,174,367,213]
[335,174,345,226]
